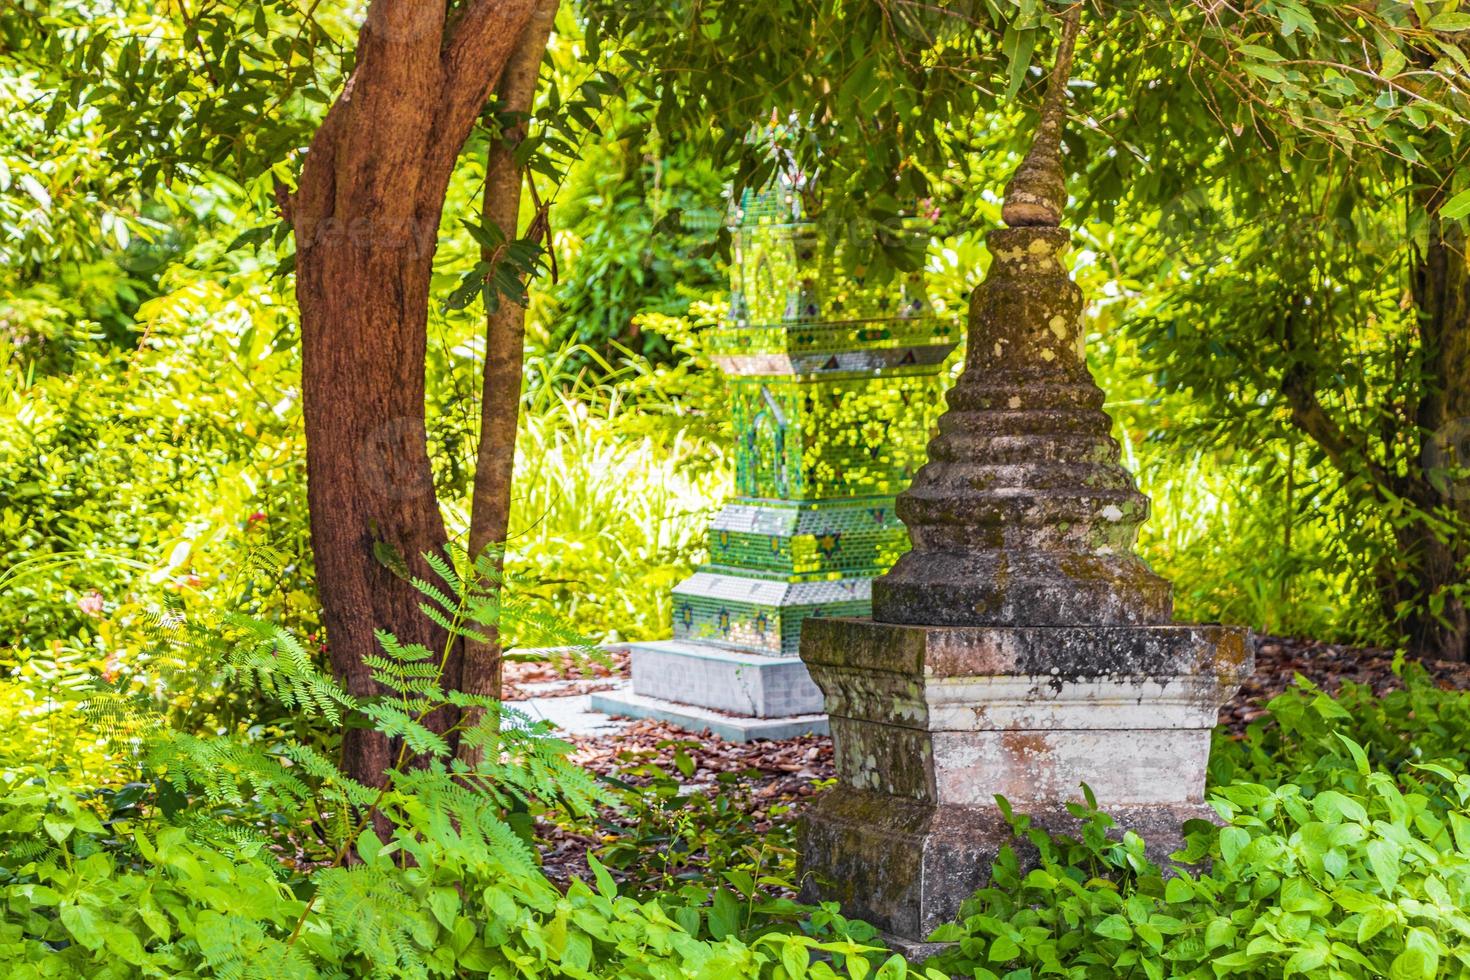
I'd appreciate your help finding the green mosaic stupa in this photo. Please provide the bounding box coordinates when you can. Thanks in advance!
[676,187,956,655]
[593,171,957,739]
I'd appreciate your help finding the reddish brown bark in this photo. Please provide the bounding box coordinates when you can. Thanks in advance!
[291,0,536,785]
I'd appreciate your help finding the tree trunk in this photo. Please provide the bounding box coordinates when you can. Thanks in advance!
[291,0,536,786]
[461,0,558,741]
[1405,174,1470,661]
[1277,190,1470,662]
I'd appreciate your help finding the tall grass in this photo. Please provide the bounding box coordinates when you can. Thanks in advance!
[496,342,728,645]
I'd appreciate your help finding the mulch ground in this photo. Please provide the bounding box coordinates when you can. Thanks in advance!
[502,646,629,701]
[531,635,1470,886]
[1221,634,1470,731]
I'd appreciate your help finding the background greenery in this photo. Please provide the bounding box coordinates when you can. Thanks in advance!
[3,1,1470,976]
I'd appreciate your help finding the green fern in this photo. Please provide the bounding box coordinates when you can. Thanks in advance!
[357,701,451,759]
[191,909,315,980]
[417,546,601,661]
[225,614,357,724]
[149,732,313,809]
[313,865,426,977]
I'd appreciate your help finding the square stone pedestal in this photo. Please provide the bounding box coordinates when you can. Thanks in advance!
[797,618,1252,940]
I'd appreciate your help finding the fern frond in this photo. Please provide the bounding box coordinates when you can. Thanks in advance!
[409,574,461,624]
[358,703,450,759]
[226,615,356,723]
[148,732,312,809]
[470,548,505,588]
[418,600,493,644]
[279,743,378,810]
[453,703,610,818]
[371,630,435,663]
[313,865,426,977]
[192,909,314,980]
[421,549,463,597]
[83,691,156,748]
[392,769,540,879]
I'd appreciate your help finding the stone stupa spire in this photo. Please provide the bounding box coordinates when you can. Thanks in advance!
[871,6,1173,627]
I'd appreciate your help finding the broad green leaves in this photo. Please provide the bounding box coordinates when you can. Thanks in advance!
[929,669,1470,979]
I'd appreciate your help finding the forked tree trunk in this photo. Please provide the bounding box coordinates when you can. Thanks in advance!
[291,0,536,786]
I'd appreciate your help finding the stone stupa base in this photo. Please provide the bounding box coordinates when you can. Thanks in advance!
[796,617,1252,942]
[801,788,1221,942]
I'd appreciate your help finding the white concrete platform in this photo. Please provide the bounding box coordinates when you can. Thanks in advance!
[627,639,825,717]
[591,685,829,742]
[512,688,630,737]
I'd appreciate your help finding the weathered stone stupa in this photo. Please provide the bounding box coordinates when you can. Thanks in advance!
[797,15,1252,943]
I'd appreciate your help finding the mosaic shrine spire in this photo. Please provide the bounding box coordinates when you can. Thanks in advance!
[673,179,958,655]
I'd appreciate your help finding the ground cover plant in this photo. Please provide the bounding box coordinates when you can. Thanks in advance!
[542,659,1470,979]
[0,555,925,979]
[11,597,1470,978]
[917,666,1470,979]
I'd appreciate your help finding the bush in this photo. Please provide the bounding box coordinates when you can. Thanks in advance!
[0,557,933,979]
[926,668,1470,979]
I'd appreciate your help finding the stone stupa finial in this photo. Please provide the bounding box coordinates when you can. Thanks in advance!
[999,4,1081,228]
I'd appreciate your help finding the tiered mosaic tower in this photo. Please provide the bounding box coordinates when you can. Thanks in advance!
[592,184,956,740]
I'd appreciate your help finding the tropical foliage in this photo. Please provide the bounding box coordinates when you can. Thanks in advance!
[4,0,1470,975]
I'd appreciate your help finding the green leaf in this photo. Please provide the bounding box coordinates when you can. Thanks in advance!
[1389,948,1436,980]
[226,224,275,251]
[43,816,74,843]
[1366,838,1400,895]
[1001,27,1036,99]
[1442,188,1470,221]
[59,905,103,950]
[1094,914,1133,940]
[781,940,808,978]
[586,853,617,899]
[1219,826,1250,865]
[1243,62,1287,83]
[1334,734,1371,775]
[1285,944,1329,976]
[1204,917,1234,949]
[429,887,460,929]
[1312,790,1367,823]
[988,934,1020,961]
[1239,43,1285,62]
[1358,905,1395,944]
[1380,47,1407,79]
[1427,12,1470,31]
[708,887,740,940]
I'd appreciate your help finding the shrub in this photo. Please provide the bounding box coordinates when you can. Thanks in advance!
[0,556,934,979]
[927,669,1470,979]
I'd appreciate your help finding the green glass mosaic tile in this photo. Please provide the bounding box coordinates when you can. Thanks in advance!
[728,373,943,502]
[671,573,872,656]
[707,499,909,579]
